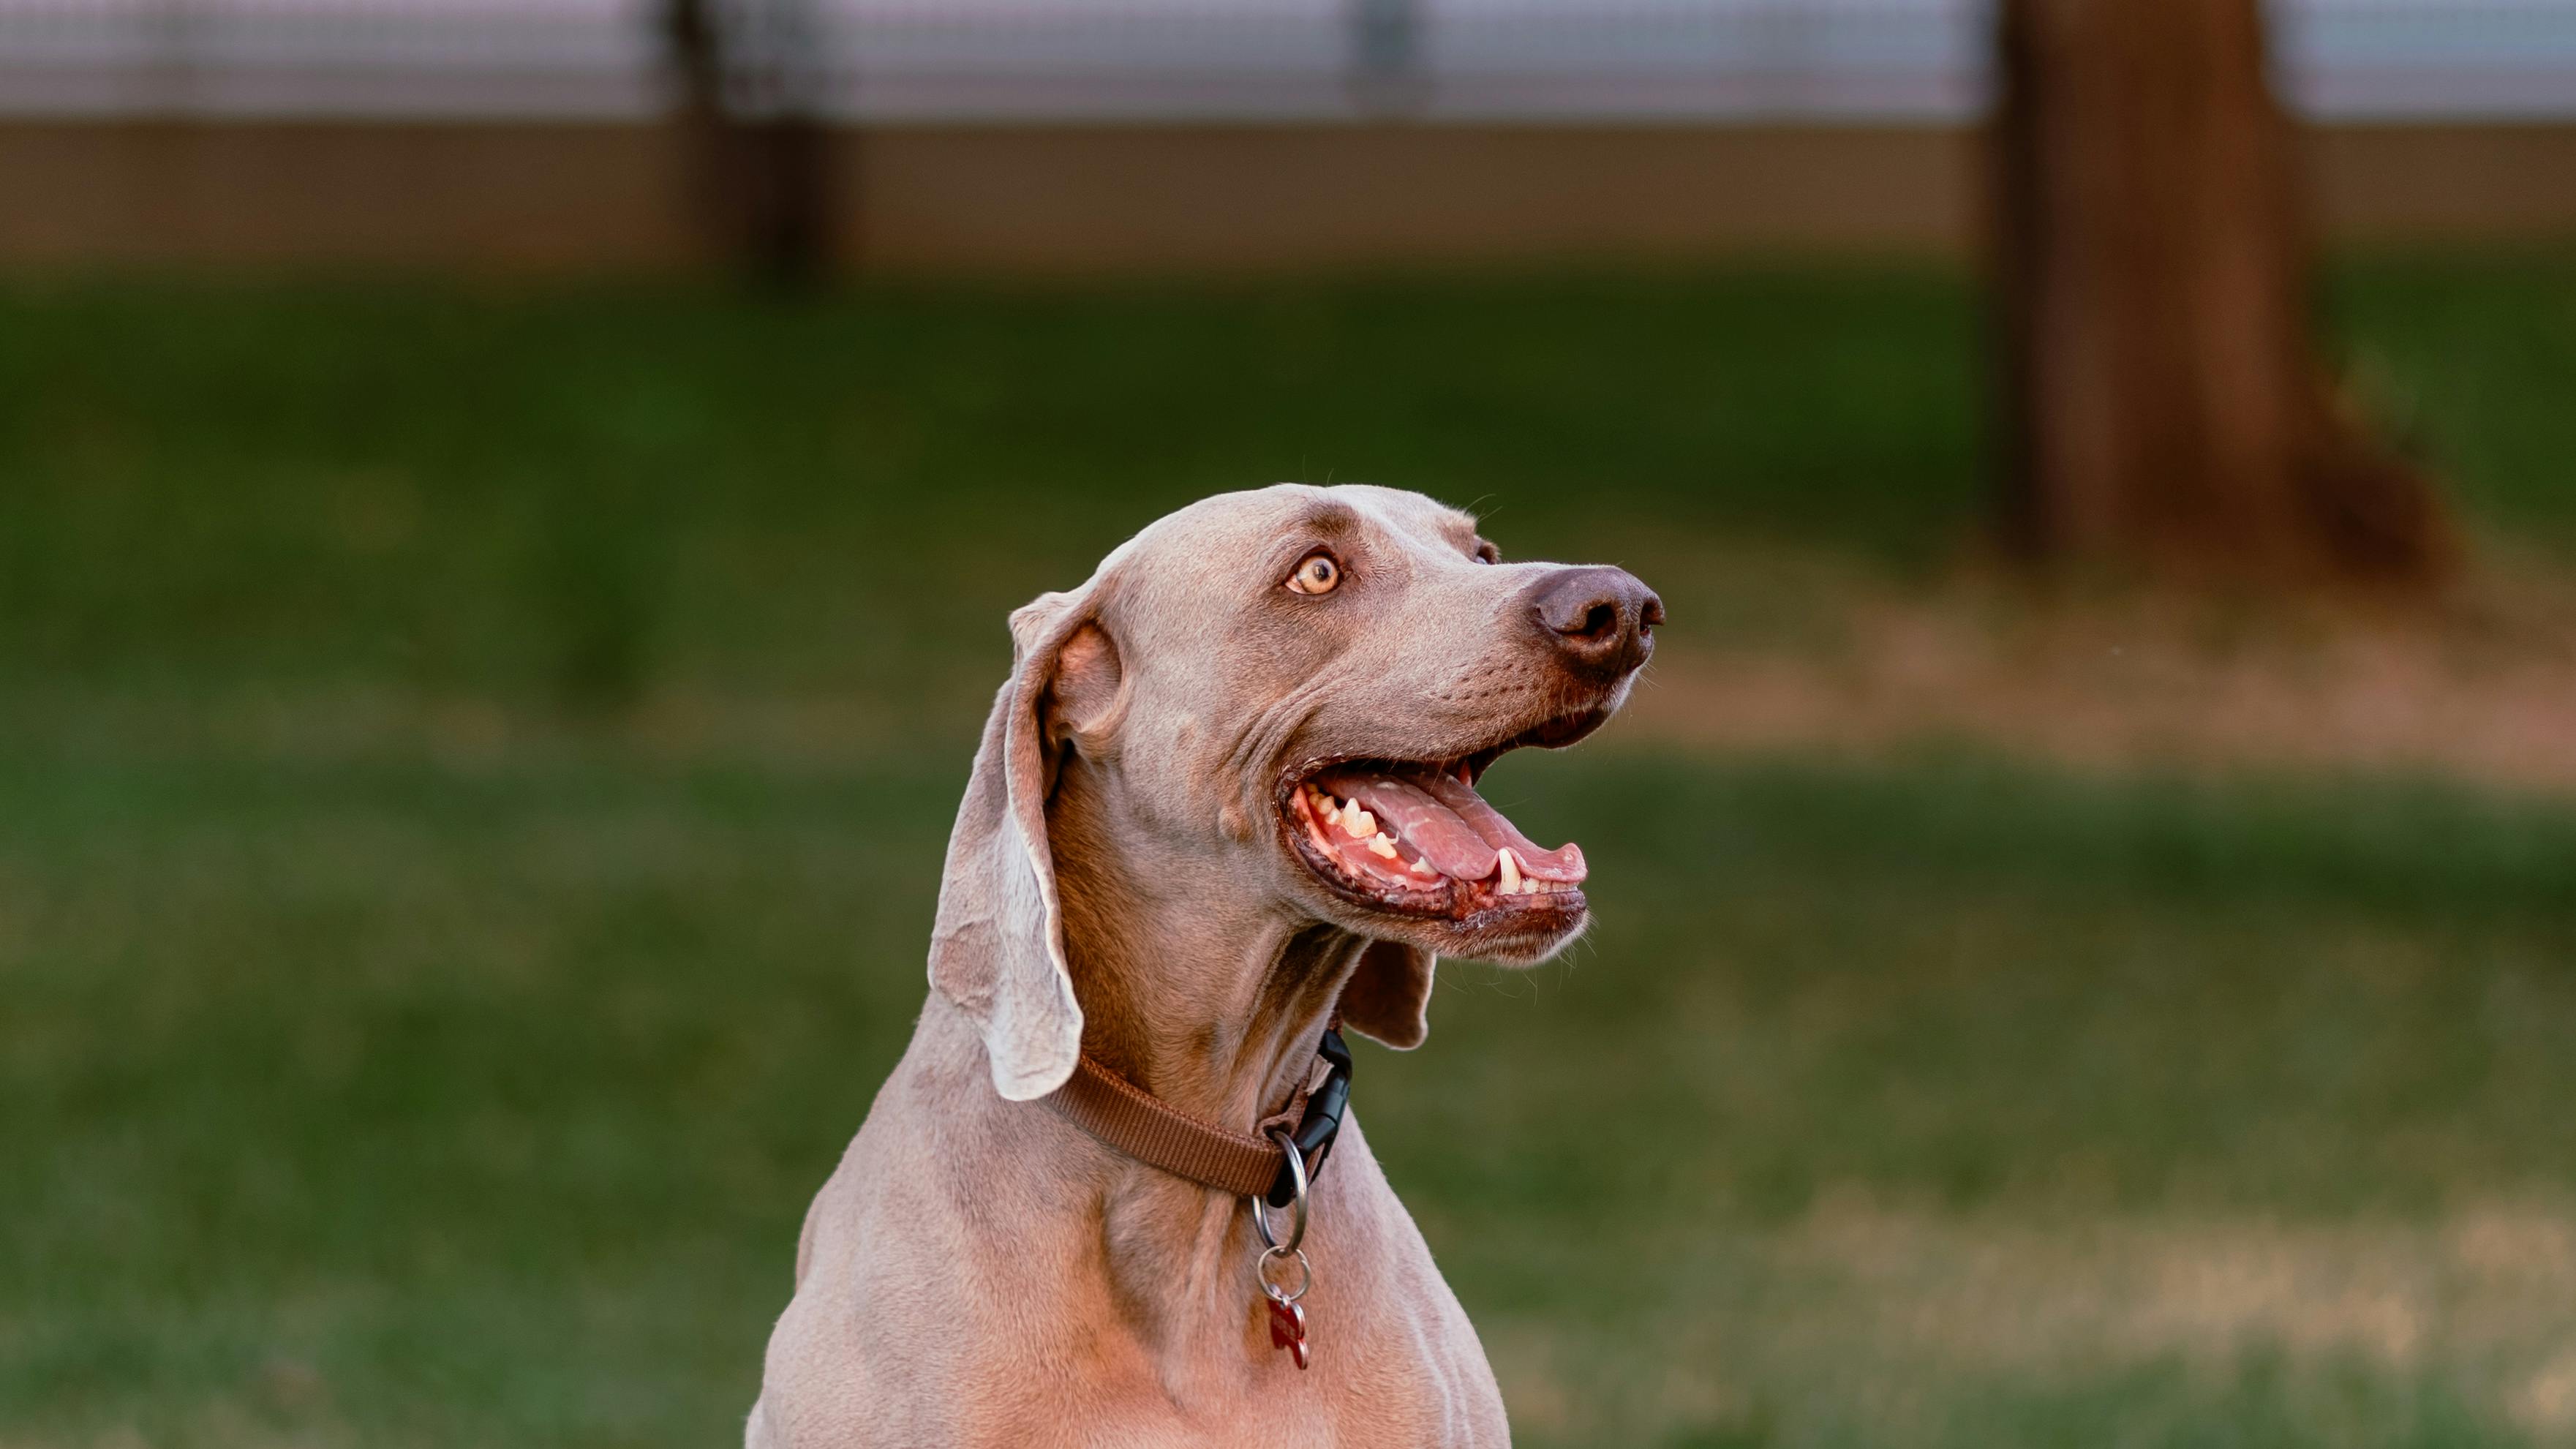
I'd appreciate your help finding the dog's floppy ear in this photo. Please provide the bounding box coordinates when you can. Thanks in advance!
[1340,939,1434,1050]
[928,581,1120,1101]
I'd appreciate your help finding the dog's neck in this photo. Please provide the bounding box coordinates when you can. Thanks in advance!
[1045,759,1359,1128]
[908,758,1364,1372]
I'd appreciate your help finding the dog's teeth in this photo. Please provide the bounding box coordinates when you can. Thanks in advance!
[1366,833,1401,859]
[1341,807,1377,840]
[1496,848,1522,895]
[1409,857,1439,878]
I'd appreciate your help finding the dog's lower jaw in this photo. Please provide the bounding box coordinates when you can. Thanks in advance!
[1306,887,1589,971]
[1450,909,1591,967]
[1266,699,1621,966]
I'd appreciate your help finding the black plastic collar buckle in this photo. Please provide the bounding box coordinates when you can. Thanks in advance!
[1265,1027,1354,1208]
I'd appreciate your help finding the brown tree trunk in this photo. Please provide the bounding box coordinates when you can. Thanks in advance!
[1993,0,2449,583]
[663,0,837,285]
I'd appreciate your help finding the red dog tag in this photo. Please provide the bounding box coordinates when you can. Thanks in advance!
[1266,1295,1310,1369]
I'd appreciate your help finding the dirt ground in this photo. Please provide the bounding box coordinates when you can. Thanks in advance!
[1624,550,2576,795]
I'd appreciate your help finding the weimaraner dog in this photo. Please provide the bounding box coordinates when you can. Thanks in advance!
[750,484,1659,1447]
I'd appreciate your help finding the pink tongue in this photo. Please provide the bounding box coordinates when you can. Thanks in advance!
[1316,769,1587,883]
[1416,769,1588,881]
[1320,774,1496,880]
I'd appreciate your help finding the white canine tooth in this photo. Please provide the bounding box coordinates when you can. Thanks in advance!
[1367,833,1400,859]
[1496,848,1522,895]
[1409,857,1439,878]
[1341,807,1377,840]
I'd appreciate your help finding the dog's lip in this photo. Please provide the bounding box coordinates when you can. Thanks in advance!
[1454,704,1613,783]
[1274,703,1616,802]
[1271,706,1607,926]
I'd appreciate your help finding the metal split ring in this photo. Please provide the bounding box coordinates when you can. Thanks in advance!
[1250,1126,1308,1253]
[1258,1245,1312,1304]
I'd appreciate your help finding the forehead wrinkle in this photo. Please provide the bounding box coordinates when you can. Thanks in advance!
[1292,500,1365,540]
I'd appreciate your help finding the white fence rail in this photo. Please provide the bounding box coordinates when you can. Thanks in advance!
[4,0,2575,121]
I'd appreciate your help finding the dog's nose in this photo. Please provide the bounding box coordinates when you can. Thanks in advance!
[1527,565,1662,680]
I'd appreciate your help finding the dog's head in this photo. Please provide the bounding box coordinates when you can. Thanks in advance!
[930,484,1660,1099]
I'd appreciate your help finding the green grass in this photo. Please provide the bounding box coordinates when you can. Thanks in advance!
[2330,254,2576,543]
[6,255,2574,715]
[8,746,2576,1447]
[7,260,2576,1446]
[0,271,1981,711]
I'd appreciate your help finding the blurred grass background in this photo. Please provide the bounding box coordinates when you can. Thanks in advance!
[7,255,2576,1448]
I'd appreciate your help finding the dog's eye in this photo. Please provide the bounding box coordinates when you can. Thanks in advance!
[1475,540,1502,564]
[1287,552,1341,595]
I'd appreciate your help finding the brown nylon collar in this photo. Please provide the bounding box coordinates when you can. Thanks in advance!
[1041,1018,1343,1200]
[1042,1053,1298,1199]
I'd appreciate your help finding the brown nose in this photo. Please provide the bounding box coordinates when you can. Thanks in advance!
[1527,565,1662,680]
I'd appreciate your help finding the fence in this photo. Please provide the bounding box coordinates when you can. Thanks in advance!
[4,0,2576,123]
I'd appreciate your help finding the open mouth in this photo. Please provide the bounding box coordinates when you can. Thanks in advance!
[1278,708,1608,924]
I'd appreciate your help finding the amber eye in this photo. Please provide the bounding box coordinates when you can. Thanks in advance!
[1287,552,1341,595]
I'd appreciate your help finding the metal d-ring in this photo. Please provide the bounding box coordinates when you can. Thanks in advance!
[1251,1126,1308,1254]
[1258,1245,1312,1304]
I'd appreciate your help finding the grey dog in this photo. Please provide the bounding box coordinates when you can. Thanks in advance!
[751,484,1660,1448]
